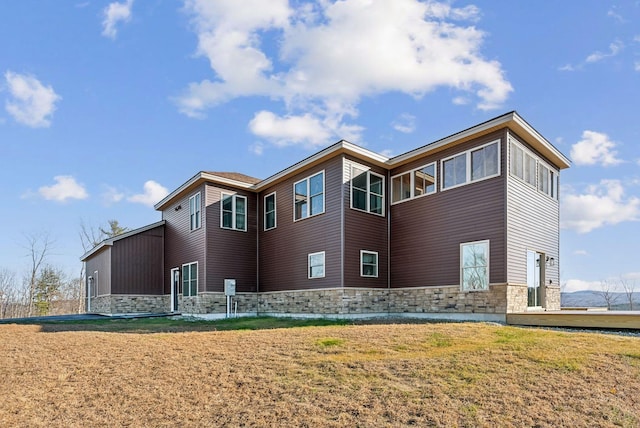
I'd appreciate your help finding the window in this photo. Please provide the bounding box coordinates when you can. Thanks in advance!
[221,194,247,231]
[189,193,201,231]
[538,164,549,195]
[510,142,524,179]
[510,139,559,199]
[264,193,276,230]
[294,171,324,220]
[308,252,325,279]
[351,166,384,215]
[442,141,500,190]
[525,153,536,186]
[182,262,197,296]
[460,241,489,291]
[360,251,378,277]
[391,162,436,203]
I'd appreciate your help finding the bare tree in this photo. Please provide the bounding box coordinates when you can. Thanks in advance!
[0,268,16,319]
[619,277,637,311]
[598,280,619,310]
[23,233,54,317]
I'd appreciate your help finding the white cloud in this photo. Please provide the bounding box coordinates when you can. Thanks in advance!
[585,40,623,63]
[4,71,61,128]
[563,279,602,293]
[392,113,416,134]
[177,0,512,148]
[570,130,623,166]
[558,64,575,72]
[127,180,168,207]
[561,179,640,233]
[102,0,134,39]
[248,110,335,147]
[101,185,124,205]
[38,176,88,202]
[452,96,470,105]
[607,9,624,23]
[573,250,588,256]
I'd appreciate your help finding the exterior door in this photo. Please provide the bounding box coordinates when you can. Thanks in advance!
[170,268,180,312]
[527,250,544,308]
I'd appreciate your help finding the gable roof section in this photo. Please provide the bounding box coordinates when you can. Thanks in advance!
[80,220,166,261]
[154,111,570,211]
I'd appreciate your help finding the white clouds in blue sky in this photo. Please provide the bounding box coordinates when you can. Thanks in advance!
[3,71,61,128]
[102,0,134,39]
[37,176,88,202]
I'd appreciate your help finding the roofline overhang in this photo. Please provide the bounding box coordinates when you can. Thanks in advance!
[80,220,166,261]
[388,111,571,170]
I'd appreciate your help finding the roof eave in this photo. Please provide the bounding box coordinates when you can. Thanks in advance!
[80,220,166,261]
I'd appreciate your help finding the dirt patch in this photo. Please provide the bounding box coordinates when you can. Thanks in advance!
[1,322,638,427]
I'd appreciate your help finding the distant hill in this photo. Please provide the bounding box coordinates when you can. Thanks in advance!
[561,290,640,310]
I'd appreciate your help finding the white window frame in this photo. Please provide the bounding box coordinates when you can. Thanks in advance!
[264,192,277,231]
[294,171,325,221]
[360,250,379,278]
[308,251,326,279]
[182,261,198,297]
[391,162,437,204]
[350,165,385,216]
[460,240,490,291]
[441,140,501,191]
[221,193,248,232]
[509,138,559,200]
[189,192,201,231]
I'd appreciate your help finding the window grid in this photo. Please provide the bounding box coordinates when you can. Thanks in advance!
[351,165,385,215]
[264,192,276,230]
[441,140,500,191]
[360,250,379,278]
[221,193,247,231]
[294,171,325,221]
[182,262,198,296]
[391,162,436,204]
[308,251,325,279]
[189,193,201,231]
[509,139,559,200]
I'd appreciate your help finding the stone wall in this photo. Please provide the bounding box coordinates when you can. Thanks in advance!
[88,295,169,314]
[506,284,528,313]
[178,292,258,315]
[545,285,561,311]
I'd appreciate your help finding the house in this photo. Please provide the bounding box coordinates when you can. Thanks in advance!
[81,111,570,321]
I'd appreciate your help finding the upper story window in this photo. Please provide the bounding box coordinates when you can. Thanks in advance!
[264,192,276,230]
[510,139,558,199]
[442,140,500,191]
[189,193,201,231]
[294,171,324,221]
[460,240,489,291]
[351,165,384,215]
[221,193,247,231]
[391,163,436,204]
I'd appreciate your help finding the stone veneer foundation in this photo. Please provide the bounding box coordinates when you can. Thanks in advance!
[89,283,561,321]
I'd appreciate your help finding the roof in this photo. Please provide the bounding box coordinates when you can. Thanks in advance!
[154,111,571,211]
[80,220,166,261]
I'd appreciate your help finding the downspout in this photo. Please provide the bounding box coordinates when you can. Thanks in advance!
[387,168,391,316]
[256,192,260,315]
[341,158,346,314]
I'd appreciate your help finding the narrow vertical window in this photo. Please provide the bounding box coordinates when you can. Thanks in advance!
[294,171,324,220]
[460,241,489,291]
[510,142,524,180]
[443,153,467,189]
[360,251,378,278]
[182,262,198,296]
[414,164,436,197]
[189,193,201,231]
[538,164,550,195]
[525,153,536,186]
[308,252,325,279]
[264,193,276,230]
[221,194,247,231]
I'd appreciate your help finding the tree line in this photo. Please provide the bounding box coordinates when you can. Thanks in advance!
[0,220,127,319]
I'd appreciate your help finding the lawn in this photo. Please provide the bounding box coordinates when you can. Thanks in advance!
[1,318,638,427]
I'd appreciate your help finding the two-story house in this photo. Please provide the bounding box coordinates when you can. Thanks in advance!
[81,111,570,321]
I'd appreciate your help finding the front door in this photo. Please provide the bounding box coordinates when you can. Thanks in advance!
[527,250,544,308]
[170,268,180,312]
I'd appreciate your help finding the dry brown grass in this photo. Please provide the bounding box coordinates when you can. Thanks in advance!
[1,322,639,427]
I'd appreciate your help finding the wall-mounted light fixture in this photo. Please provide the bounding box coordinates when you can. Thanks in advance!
[175,204,182,211]
[545,256,555,267]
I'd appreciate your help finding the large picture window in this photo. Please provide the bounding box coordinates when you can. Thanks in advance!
[294,171,324,220]
[182,262,198,296]
[189,193,201,231]
[360,250,378,278]
[264,192,276,230]
[308,252,325,279]
[221,193,247,231]
[460,241,489,291]
[391,162,436,204]
[442,141,500,190]
[351,166,384,215]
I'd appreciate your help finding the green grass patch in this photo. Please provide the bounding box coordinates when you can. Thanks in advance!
[316,337,346,347]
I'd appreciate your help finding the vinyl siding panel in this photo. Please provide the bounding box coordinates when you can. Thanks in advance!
[205,184,257,292]
[258,156,343,292]
[506,131,560,286]
[343,156,388,288]
[390,130,508,288]
[86,248,112,296]
[111,226,164,294]
[162,184,206,294]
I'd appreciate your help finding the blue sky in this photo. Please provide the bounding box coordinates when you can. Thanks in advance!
[0,0,638,292]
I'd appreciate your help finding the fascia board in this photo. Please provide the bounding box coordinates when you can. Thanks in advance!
[80,220,166,261]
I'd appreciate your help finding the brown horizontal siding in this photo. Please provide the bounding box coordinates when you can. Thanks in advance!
[111,226,164,295]
[162,184,206,294]
[343,156,388,288]
[205,184,257,293]
[86,248,112,296]
[390,130,508,288]
[506,131,560,287]
[258,156,343,292]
